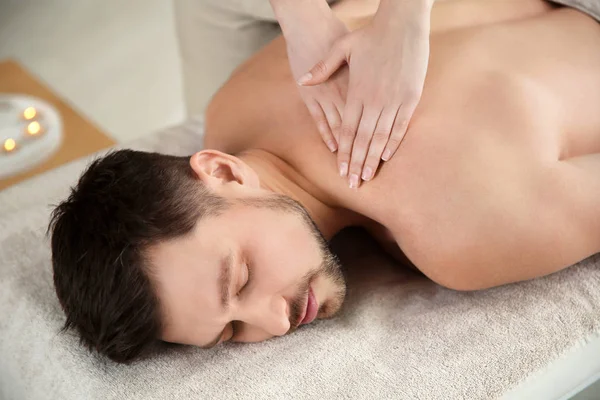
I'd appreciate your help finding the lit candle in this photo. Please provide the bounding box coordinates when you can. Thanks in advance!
[27,121,41,135]
[3,138,16,152]
[23,107,37,120]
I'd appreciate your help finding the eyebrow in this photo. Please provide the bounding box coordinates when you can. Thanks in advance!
[200,251,234,349]
[219,250,234,311]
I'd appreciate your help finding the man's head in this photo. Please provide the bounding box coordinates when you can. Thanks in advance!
[49,149,346,364]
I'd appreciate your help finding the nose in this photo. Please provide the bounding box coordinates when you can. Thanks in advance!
[237,295,291,341]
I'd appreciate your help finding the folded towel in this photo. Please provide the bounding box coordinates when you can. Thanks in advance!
[1,120,598,400]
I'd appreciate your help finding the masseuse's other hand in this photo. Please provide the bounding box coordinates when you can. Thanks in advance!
[298,0,432,188]
[275,1,350,153]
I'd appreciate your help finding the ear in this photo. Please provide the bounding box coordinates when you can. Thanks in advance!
[189,150,260,189]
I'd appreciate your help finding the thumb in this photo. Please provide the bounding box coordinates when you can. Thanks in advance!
[297,42,348,86]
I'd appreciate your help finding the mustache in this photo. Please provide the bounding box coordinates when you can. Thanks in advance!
[288,269,316,333]
[287,247,345,333]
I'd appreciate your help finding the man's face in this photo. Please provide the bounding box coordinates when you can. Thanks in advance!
[150,194,346,348]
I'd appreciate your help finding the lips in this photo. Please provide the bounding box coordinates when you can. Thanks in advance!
[299,286,318,326]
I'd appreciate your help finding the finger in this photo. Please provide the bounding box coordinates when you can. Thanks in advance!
[306,100,337,152]
[333,101,345,144]
[347,109,382,189]
[320,102,342,150]
[382,104,417,161]
[297,40,349,86]
[361,107,398,182]
[337,101,363,179]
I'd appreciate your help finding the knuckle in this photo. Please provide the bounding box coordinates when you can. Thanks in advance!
[340,126,356,140]
[394,118,409,131]
[372,130,390,141]
[313,114,327,126]
[328,118,341,131]
[312,60,328,75]
[317,122,330,136]
[357,124,374,137]
[350,150,367,163]
[354,135,371,147]
[331,124,341,134]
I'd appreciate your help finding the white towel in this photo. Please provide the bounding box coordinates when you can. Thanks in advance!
[1,120,598,400]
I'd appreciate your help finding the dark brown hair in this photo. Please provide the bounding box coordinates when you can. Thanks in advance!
[48,149,227,364]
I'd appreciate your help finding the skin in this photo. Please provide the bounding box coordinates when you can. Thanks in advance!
[152,151,351,348]
[299,0,434,187]
[153,0,600,349]
[272,0,435,187]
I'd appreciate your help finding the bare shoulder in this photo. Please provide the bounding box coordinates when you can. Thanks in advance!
[204,34,310,155]
[408,156,600,292]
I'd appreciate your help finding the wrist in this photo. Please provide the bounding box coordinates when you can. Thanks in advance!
[270,0,332,32]
[271,0,334,39]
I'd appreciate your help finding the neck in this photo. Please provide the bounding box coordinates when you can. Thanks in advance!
[236,149,361,240]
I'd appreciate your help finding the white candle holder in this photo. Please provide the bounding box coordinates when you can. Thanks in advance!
[0,95,63,180]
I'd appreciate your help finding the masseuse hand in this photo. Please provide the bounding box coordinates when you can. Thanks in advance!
[272,1,350,153]
[298,0,432,188]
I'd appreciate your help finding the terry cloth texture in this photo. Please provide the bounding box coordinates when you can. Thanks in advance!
[1,119,599,400]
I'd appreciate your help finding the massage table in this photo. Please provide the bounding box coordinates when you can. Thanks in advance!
[1,120,599,399]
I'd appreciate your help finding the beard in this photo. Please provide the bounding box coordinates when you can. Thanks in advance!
[238,193,347,331]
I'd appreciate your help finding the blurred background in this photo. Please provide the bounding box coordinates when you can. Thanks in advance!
[0,0,184,145]
[0,1,598,398]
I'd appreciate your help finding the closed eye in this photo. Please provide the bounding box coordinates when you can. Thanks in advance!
[230,261,253,339]
[237,261,253,296]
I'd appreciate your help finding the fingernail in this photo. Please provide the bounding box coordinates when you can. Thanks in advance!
[297,72,312,85]
[362,167,373,181]
[339,162,348,177]
[327,140,337,152]
[349,174,359,189]
[382,149,392,161]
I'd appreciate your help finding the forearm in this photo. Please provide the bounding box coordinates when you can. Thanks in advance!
[269,0,332,35]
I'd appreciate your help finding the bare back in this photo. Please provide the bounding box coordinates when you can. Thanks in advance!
[205,2,600,289]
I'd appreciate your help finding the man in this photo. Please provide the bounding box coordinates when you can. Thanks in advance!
[49,0,600,364]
